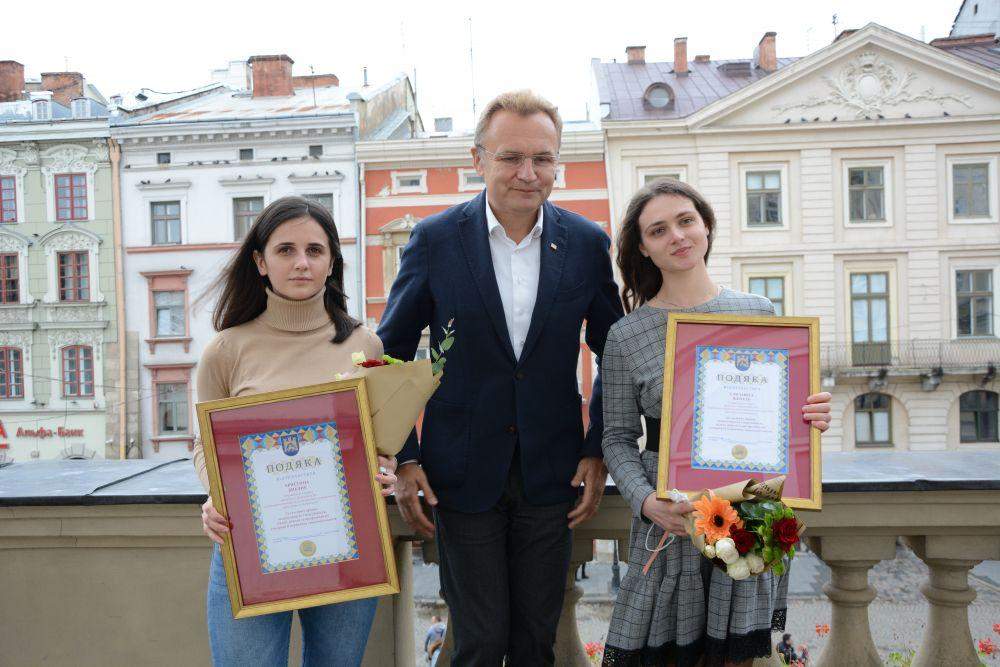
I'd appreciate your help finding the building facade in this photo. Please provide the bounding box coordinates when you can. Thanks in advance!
[112,56,421,460]
[594,25,1000,451]
[0,62,120,462]
[357,121,611,420]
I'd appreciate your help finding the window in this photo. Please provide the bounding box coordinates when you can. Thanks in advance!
[61,345,94,398]
[233,197,264,240]
[459,169,486,191]
[848,166,885,222]
[960,390,998,443]
[154,291,185,337]
[71,99,89,118]
[303,193,333,213]
[309,145,323,157]
[851,272,890,365]
[644,173,681,184]
[151,201,181,245]
[390,170,427,194]
[54,173,87,221]
[239,148,254,161]
[746,170,782,226]
[953,162,990,219]
[749,277,785,316]
[32,100,50,121]
[855,393,892,446]
[1,175,16,223]
[0,253,18,304]
[0,347,23,399]
[57,251,89,302]
[157,383,190,434]
[957,270,994,337]
[156,152,171,165]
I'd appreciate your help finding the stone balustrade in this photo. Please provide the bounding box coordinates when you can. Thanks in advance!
[1,451,998,666]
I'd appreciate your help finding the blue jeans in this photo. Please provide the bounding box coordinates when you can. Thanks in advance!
[207,545,377,667]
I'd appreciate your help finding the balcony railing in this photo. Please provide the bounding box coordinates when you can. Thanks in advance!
[821,337,1000,373]
[1,453,998,667]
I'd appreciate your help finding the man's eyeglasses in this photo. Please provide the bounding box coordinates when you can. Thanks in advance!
[476,146,560,171]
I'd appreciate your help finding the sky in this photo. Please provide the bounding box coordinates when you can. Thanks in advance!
[6,0,960,131]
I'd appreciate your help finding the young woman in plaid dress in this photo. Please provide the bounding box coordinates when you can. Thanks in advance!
[600,179,832,667]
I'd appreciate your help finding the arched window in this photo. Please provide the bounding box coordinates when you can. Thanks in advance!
[855,392,891,446]
[960,390,998,443]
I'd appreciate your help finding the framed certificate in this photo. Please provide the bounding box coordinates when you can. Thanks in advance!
[657,313,822,509]
[197,378,398,618]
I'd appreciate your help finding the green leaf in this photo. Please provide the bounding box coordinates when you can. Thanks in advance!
[440,337,454,351]
[430,348,440,361]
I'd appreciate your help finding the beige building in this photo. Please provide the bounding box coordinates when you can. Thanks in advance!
[594,24,1000,452]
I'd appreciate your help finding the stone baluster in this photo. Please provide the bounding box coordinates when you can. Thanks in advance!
[806,535,896,667]
[392,540,416,665]
[905,535,1000,667]
[553,537,594,667]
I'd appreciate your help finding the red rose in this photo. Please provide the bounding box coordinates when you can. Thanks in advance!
[730,527,757,555]
[359,359,389,368]
[772,518,800,552]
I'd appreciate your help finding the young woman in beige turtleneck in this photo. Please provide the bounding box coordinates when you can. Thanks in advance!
[195,196,396,667]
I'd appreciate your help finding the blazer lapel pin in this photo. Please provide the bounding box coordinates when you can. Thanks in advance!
[550,242,558,251]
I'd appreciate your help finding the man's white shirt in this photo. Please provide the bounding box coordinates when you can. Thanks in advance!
[485,198,543,360]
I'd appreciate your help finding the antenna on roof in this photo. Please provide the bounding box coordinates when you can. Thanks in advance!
[309,65,317,108]
[832,13,839,40]
[468,17,477,122]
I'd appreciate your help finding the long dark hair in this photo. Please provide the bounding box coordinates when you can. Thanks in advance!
[616,178,717,313]
[211,195,359,343]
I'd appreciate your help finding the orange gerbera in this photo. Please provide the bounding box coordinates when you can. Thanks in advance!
[692,491,743,544]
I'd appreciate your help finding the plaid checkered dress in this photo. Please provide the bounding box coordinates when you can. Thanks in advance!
[601,289,788,667]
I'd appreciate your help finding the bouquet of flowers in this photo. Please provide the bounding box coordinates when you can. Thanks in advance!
[343,320,455,457]
[645,476,802,580]
[688,476,802,579]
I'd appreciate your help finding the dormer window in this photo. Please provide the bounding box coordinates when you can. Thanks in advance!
[643,83,674,110]
[71,98,89,119]
[32,100,51,121]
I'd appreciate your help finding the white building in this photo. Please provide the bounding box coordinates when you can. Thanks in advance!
[594,24,1000,452]
[951,0,1000,39]
[111,55,420,460]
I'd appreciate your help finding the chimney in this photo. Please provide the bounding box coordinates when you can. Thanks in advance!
[625,45,646,65]
[0,61,25,102]
[434,117,453,132]
[674,37,688,75]
[291,73,340,89]
[694,54,711,63]
[754,32,777,72]
[40,71,85,107]
[248,55,294,97]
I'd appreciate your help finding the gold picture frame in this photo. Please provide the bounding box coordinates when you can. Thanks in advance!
[656,313,822,510]
[197,377,399,618]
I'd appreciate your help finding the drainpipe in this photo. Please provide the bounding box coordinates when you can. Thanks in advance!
[357,161,367,323]
[108,138,130,459]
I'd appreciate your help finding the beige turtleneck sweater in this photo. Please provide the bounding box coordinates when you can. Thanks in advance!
[192,288,382,491]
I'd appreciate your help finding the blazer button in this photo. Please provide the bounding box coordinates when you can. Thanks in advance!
[515,372,525,380]
[507,425,517,434]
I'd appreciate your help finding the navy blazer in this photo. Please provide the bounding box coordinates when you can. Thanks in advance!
[377,191,624,512]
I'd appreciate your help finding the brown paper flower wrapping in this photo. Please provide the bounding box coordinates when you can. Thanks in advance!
[355,359,441,456]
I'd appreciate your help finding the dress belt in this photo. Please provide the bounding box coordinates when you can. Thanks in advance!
[643,416,661,452]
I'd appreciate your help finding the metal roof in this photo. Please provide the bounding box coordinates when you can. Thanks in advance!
[593,57,799,122]
[932,37,1000,71]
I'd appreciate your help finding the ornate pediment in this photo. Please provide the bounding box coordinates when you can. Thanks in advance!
[773,51,973,118]
[0,148,26,178]
[379,213,421,234]
[41,145,97,175]
[39,225,102,251]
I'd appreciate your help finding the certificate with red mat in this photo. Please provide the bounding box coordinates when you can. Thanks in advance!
[197,378,398,618]
[656,313,822,510]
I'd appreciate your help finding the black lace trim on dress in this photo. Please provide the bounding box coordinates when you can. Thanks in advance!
[703,629,774,666]
[772,607,787,632]
[601,637,705,667]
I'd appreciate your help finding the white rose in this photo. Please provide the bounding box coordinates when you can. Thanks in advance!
[745,553,765,575]
[714,537,739,565]
[703,545,716,559]
[351,351,367,365]
[727,557,751,580]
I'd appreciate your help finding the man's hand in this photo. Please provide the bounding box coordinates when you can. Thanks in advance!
[395,462,438,538]
[802,392,833,432]
[641,492,693,536]
[567,457,608,529]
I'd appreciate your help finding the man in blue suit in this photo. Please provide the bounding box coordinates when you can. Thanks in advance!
[377,90,624,666]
